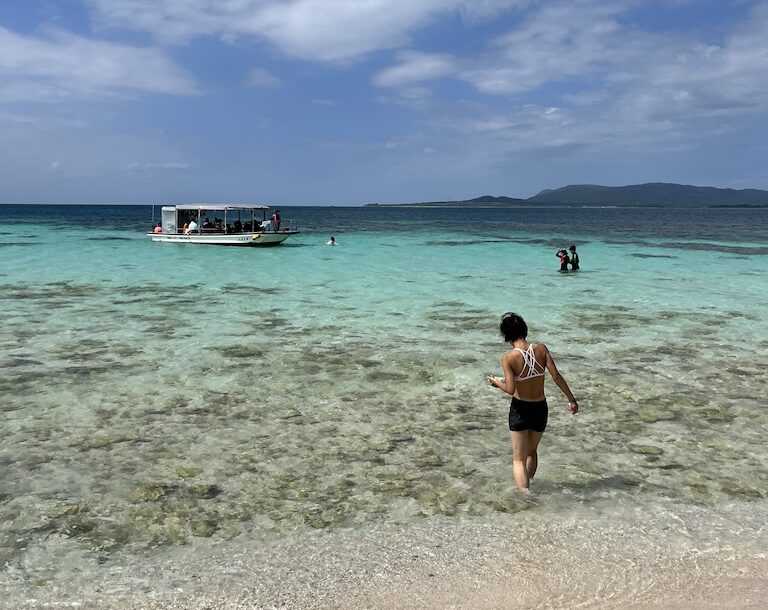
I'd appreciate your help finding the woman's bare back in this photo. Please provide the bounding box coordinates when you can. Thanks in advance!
[504,342,548,401]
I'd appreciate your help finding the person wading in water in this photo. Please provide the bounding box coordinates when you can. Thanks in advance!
[569,245,580,270]
[486,312,579,491]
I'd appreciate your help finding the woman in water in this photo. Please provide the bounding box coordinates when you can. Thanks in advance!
[486,312,579,491]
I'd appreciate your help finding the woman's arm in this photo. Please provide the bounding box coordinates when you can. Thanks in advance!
[543,345,579,413]
[487,353,517,396]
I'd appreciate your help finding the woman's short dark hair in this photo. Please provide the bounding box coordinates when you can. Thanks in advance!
[500,312,528,342]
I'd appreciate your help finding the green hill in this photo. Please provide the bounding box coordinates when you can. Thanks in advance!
[365,195,526,207]
[527,183,768,206]
[365,183,768,207]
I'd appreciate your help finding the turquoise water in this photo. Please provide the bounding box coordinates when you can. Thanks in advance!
[1,204,767,599]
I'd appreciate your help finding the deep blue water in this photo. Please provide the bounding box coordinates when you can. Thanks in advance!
[2,203,767,244]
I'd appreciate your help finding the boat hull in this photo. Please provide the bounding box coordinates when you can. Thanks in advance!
[147,231,298,246]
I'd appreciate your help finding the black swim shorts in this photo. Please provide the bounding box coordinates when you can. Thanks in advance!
[508,397,548,432]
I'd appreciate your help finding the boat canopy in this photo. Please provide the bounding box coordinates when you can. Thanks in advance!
[168,203,270,211]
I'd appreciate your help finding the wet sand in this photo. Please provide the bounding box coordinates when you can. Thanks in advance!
[5,501,766,610]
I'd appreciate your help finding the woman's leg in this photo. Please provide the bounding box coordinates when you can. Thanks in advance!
[525,430,544,481]
[509,431,531,490]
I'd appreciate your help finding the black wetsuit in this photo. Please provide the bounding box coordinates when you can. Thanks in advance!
[570,252,580,270]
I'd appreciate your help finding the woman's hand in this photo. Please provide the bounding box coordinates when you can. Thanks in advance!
[487,375,503,387]
[568,399,579,414]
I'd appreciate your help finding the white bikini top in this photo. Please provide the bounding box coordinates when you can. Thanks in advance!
[512,344,545,381]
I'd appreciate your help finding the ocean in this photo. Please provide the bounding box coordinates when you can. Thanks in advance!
[1,203,766,607]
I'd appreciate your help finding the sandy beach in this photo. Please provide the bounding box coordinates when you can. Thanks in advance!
[6,500,766,610]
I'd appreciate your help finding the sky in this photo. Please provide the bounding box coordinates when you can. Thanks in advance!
[2,0,768,205]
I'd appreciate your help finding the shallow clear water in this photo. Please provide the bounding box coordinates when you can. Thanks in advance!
[0,204,766,594]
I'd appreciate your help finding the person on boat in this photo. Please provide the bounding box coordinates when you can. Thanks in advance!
[327,236,337,246]
[556,248,570,271]
[486,312,579,492]
[569,245,580,270]
[186,218,198,234]
[202,217,212,229]
[153,224,163,233]
[271,209,281,232]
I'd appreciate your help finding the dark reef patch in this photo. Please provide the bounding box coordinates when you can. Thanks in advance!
[85,237,133,241]
[661,242,768,255]
[220,285,283,295]
[632,253,677,259]
[217,345,266,359]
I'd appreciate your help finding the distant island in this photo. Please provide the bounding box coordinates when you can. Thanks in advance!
[365,183,768,207]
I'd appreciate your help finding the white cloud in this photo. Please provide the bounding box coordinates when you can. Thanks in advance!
[0,81,73,104]
[373,0,768,153]
[459,0,534,21]
[0,111,39,124]
[245,67,281,88]
[0,111,201,203]
[86,0,527,62]
[372,1,635,101]
[640,5,768,115]
[126,161,192,171]
[374,51,457,88]
[420,1,630,96]
[0,26,198,102]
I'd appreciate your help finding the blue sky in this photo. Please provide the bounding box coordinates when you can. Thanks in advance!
[1,0,768,204]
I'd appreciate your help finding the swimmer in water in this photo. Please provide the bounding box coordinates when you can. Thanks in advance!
[326,236,337,246]
[556,248,570,271]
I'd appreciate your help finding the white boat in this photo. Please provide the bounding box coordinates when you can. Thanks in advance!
[148,203,299,246]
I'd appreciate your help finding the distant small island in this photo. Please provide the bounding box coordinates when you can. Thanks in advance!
[365,183,768,208]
